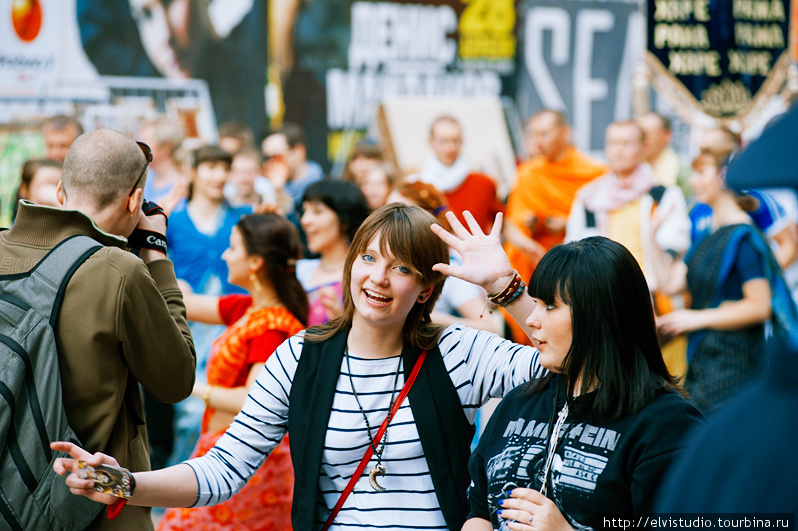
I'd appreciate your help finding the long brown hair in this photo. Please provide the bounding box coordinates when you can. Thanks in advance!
[237,213,309,326]
[305,204,450,349]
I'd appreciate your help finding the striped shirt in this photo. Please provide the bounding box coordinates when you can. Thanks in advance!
[186,323,544,530]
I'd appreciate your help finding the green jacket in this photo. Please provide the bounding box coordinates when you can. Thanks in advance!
[0,201,195,530]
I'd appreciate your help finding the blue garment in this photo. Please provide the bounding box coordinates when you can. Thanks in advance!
[743,188,788,235]
[166,203,251,295]
[164,202,250,466]
[654,337,798,516]
[687,222,798,353]
[690,189,788,240]
[287,160,325,207]
[142,169,186,211]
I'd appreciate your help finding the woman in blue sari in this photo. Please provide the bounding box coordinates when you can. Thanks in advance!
[651,148,795,416]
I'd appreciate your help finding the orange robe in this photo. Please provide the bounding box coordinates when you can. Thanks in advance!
[505,147,606,281]
[504,147,605,343]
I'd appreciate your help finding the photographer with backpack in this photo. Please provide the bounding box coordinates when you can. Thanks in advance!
[0,129,196,530]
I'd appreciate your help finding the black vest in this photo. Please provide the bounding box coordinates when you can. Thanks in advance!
[287,327,475,530]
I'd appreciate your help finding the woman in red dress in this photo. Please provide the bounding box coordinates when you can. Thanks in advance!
[157,213,308,531]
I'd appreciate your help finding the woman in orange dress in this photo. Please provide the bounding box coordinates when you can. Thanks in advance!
[157,213,308,531]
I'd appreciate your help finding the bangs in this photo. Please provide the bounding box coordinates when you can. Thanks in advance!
[349,205,448,285]
[376,220,424,280]
[527,245,572,305]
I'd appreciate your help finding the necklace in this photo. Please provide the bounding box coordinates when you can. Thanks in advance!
[539,401,569,497]
[345,349,403,492]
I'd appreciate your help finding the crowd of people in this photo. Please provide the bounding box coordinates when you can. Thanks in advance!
[1,105,797,531]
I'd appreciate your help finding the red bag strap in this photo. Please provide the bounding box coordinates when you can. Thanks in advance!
[320,350,427,531]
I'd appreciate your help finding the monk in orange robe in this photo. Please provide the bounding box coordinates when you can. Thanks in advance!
[503,109,605,343]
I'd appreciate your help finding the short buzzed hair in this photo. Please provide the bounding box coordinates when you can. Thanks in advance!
[429,115,461,138]
[218,120,254,148]
[43,114,84,136]
[61,129,145,209]
[608,120,645,142]
[529,108,568,127]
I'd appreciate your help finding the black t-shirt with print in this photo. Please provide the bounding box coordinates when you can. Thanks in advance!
[467,377,703,530]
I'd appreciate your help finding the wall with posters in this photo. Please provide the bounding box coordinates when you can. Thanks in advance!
[319,0,518,169]
[515,0,646,157]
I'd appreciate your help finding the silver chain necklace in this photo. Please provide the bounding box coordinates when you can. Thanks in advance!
[345,350,403,491]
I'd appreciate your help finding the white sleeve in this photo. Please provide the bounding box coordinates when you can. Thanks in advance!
[435,275,485,316]
[185,333,304,506]
[654,187,691,255]
[438,324,546,423]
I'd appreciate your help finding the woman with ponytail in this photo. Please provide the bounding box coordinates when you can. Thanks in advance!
[156,212,307,531]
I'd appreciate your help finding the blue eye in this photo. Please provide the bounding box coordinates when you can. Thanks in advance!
[362,254,375,262]
[396,265,410,274]
[546,304,556,311]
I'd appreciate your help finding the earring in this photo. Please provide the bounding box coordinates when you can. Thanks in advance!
[249,271,263,294]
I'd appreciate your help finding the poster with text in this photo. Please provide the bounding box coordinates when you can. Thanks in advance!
[319,0,518,167]
[516,0,646,157]
[645,0,791,120]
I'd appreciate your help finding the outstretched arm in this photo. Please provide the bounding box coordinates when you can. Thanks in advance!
[431,211,536,341]
[52,442,198,509]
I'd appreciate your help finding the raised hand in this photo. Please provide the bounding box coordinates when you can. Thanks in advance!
[51,441,123,505]
[431,211,515,295]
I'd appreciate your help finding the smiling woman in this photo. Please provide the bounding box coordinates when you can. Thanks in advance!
[51,204,550,531]
[463,237,703,531]
[297,179,371,325]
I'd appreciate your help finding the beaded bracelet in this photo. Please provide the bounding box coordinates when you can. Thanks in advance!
[481,271,526,317]
[488,270,525,306]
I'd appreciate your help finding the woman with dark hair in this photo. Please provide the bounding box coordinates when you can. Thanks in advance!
[156,212,307,531]
[451,235,703,530]
[298,179,371,325]
[52,206,544,531]
[651,148,793,416]
[12,158,62,221]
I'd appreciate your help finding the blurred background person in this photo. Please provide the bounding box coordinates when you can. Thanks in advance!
[699,125,798,305]
[340,141,383,183]
[42,114,83,162]
[261,122,324,218]
[358,162,397,212]
[567,120,691,378]
[218,120,255,155]
[224,148,277,209]
[164,145,253,466]
[12,158,62,222]
[419,115,504,232]
[636,112,691,195]
[139,115,189,206]
[157,213,307,531]
[387,181,499,334]
[297,179,370,326]
[504,111,605,294]
[651,147,776,416]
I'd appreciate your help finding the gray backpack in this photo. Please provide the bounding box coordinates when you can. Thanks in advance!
[0,235,105,530]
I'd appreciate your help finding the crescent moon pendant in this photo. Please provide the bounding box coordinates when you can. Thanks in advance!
[369,464,387,491]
